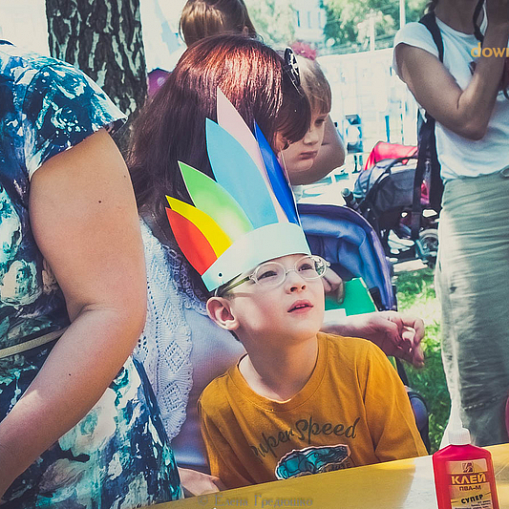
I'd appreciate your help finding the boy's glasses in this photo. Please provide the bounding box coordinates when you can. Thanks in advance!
[217,255,329,296]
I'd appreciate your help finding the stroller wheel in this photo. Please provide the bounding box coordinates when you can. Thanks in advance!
[418,229,439,268]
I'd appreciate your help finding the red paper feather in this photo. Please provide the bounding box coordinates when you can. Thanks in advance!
[166,208,217,274]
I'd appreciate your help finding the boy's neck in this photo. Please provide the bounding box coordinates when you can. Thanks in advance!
[238,334,319,402]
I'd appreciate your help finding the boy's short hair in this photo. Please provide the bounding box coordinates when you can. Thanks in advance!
[297,55,332,115]
[180,0,258,46]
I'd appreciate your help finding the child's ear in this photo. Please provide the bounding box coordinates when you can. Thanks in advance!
[206,296,239,331]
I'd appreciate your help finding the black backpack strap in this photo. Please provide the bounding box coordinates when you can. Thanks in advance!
[419,12,444,62]
[473,0,485,43]
[411,13,444,239]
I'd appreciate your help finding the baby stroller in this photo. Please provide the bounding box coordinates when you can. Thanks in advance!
[345,142,439,268]
[299,203,430,452]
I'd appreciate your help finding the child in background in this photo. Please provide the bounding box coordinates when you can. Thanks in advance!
[278,50,345,303]
[165,94,427,491]
[179,0,256,46]
[280,50,424,367]
[280,48,345,190]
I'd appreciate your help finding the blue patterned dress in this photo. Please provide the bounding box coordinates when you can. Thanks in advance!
[0,42,181,508]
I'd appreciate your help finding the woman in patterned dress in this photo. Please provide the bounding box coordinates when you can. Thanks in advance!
[0,42,181,507]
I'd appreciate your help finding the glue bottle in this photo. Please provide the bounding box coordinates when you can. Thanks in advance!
[432,420,499,509]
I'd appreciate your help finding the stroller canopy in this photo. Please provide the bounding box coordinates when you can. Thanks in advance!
[298,203,396,311]
[364,141,417,172]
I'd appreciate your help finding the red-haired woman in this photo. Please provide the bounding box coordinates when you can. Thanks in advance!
[129,34,424,496]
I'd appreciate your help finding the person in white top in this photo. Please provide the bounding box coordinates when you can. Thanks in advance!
[394,0,509,446]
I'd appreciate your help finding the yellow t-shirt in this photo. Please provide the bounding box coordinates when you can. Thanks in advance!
[198,333,427,489]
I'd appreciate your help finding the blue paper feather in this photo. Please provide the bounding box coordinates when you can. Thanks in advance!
[206,118,278,228]
[255,124,300,225]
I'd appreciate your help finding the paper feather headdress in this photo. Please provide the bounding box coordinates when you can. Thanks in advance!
[165,90,310,291]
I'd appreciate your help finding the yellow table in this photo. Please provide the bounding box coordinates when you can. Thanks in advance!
[152,444,509,509]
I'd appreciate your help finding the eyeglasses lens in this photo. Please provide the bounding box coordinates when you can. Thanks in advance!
[254,263,284,287]
[254,256,326,288]
[296,256,323,279]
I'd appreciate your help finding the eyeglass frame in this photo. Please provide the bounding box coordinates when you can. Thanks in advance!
[215,255,330,297]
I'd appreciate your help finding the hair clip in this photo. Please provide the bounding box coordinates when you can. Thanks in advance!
[283,48,302,95]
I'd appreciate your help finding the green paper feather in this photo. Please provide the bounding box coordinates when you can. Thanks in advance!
[179,162,254,240]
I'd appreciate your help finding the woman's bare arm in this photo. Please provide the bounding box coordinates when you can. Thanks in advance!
[0,130,146,495]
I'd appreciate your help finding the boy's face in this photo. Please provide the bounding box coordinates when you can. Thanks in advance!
[280,110,328,183]
[209,254,325,346]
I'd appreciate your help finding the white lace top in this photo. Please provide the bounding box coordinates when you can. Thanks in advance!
[134,220,245,470]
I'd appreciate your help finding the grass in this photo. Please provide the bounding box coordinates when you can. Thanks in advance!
[394,267,450,453]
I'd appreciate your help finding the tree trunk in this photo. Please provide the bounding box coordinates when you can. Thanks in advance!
[46,0,147,120]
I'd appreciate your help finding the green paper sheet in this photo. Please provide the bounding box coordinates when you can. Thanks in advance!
[325,278,377,316]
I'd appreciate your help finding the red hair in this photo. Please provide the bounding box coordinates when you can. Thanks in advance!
[129,35,311,213]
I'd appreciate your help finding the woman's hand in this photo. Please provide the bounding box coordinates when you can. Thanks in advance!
[179,468,225,497]
[395,8,509,140]
[322,310,425,368]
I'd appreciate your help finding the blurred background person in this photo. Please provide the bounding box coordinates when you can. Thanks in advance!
[394,0,509,446]
[180,0,257,45]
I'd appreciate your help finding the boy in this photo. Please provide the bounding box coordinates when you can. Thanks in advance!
[199,252,427,489]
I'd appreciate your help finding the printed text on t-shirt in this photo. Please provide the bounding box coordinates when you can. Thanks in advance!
[250,416,360,458]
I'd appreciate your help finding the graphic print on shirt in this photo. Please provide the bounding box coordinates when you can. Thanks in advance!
[249,415,359,478]
[275,444,354,479]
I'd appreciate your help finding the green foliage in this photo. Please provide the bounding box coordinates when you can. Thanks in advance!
[395,267,450,453]
[320,0,428,51]
[244,0,295,47]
